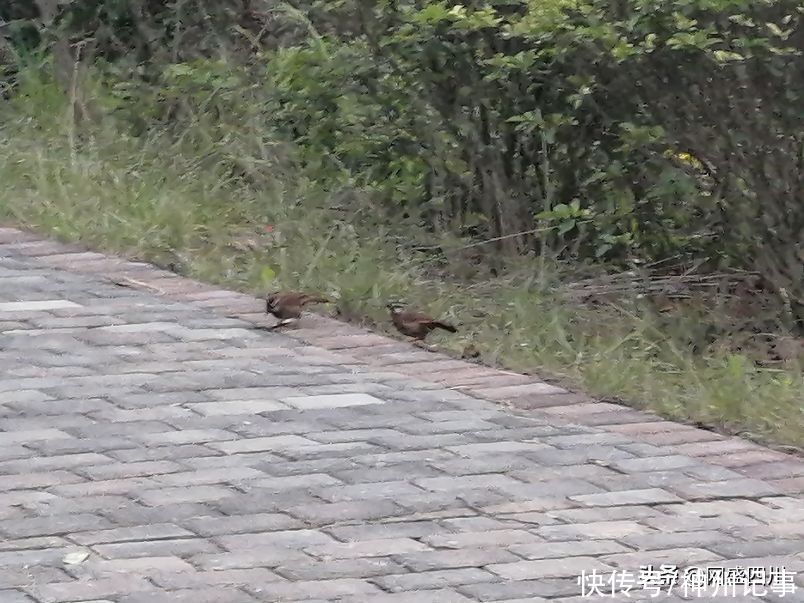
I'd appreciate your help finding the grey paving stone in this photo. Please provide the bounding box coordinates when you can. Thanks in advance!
[0,513,112,538]
[372,567,498,592]
[315,480,426,502]
[190,549,313,570]
[215,528,337,551]
[669,478,782,500]
[508,539,633,560]
[569,488,684,507]
[25,575,155,602]
[340,590,476,603]
[619,529,734,551]
[536,520,656,541]
[422,529,542,549]
[101,502,217,526]
[118,589,258,603]
[244,578,382,601]
[208,435,318,454]
[602,546,723,568]
[394,548,521,571]
[285,499,409,525]
[303,538,430,559]
[324,520,445,542]
[148,567,283,589]
[92,538,219,559]
[487,556,614,579]
[281,393,387,409]
[275,557,406,580]
[69,523,195,545]
[0,566,73,588]
[458,578,581,600]
[0,590,37,602]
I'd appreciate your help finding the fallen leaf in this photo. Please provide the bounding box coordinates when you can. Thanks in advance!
[63,550,90,565]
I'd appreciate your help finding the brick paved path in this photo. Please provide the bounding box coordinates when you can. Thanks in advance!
[0,227,802,603]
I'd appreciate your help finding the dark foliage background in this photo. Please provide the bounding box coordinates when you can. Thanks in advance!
[2,0,802,331]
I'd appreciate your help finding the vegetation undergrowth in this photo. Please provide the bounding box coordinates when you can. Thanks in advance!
[0,72,801,451]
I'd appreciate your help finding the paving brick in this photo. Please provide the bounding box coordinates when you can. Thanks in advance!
[0,513,112,538]
[315,480,426,502]
[768,476,804,494]
[333,463,443,484]
[569,488,684,507]
[372,567,497,592]
[509,539,633,560]
[395,548,520,571]
[92,538,219,559]
[51,477,160,498]
[153,467,268,486]
[537,520,655,541]
[78,460,185,480]
[244,578,382,601]
[0,470,84,491]
[325,520,445,542]
[70,523,194,545]
[118,588,258,603]
[275,558,406,580]
[190,549,313,570]
[245,473,341,492]
[25,575,155,602]
[216,529,337,551]
[468,382,566,399]
[135,485,236,506]
[422,529,542,549]
[188,400,289,415]
[285,500,408,525]
[488,556,613,580]
[546,504,660,524]
[609,455,702,472]
[70,555,196,578]
[281,393,387,409]
[208,435,318,454]
[341,590,476,603]
[0,428,74,446]
[304,538,430,559]
[150,567,282,589]
[0,566,72,588]
[736,460,804,480]
[458,578,580,600]
[136,428,238,446]
[642,512,763,532]
[102,502,217,526]
[0,299,81,311]
[280,441,386,461]
[0,591,37,603]
[668,478,781,500]
[708,538,804,557]
[619,529,735,551]
[602,546,722,568]
[182,513,302,537]
[108,444,219,463]
[413,474,522,492]
[445,441,551,457]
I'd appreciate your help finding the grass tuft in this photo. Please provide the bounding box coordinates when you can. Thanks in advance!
[1,78,802,450]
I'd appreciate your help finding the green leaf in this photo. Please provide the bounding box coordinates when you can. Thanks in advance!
[260,266,276,285]
[558,219,576,234]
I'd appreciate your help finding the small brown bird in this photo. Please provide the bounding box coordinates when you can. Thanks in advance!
[387,302,457,341]
[265,291,330,326]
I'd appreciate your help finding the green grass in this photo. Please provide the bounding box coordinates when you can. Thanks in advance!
[1,79,802,451]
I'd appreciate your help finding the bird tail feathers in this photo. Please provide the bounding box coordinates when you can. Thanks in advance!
[433,321,457,333]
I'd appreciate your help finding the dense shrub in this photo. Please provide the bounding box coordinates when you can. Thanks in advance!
[1,0,802,328]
